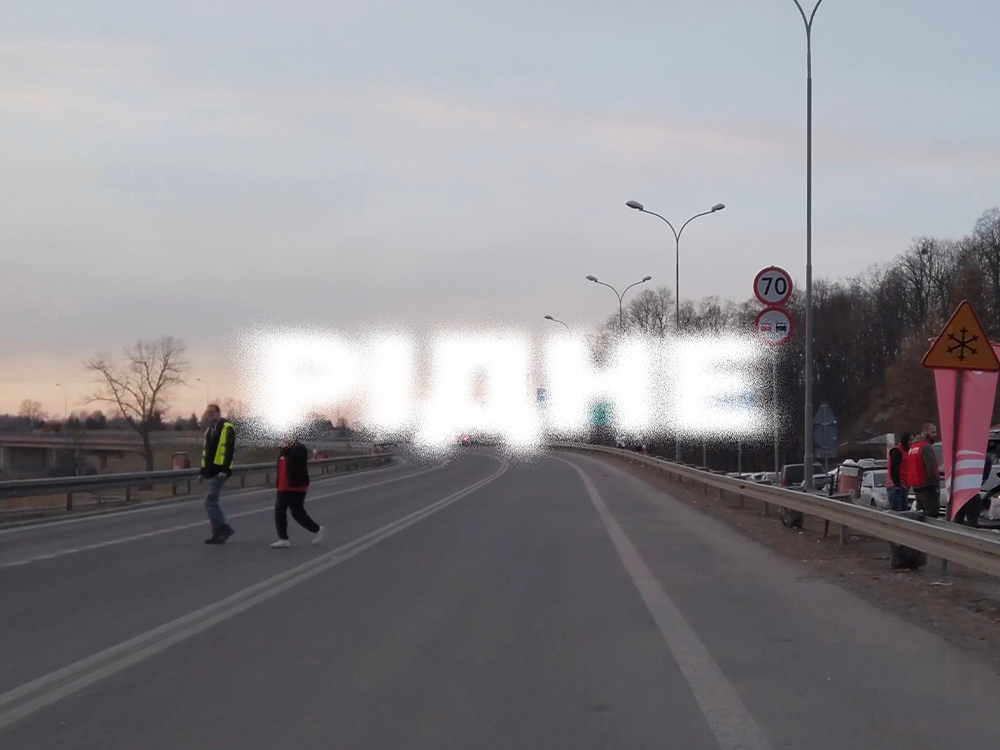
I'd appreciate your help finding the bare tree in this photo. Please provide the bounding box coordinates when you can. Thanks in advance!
[970,208,1000,323]
[18,399,47,428]
[624,287,675,337]
[85,337,188,471]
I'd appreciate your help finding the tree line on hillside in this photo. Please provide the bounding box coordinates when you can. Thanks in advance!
[600,207,1000,468]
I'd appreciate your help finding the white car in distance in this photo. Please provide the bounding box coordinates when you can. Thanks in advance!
[860,469,889,509]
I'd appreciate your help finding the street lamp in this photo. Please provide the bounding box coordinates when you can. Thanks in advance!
[626,201,723,463]
[195,378,210,406]
[791,0,824,485]
[544,315,570,331]
[586,275,652,333]
[54,383,67,421]
[625,201,725,329]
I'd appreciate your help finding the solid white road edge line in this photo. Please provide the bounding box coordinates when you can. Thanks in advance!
[0,458,509,731]
[554,454,774,750]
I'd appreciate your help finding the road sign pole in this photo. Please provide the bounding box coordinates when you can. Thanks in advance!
[773,352,780,478]
[948,371,964,521]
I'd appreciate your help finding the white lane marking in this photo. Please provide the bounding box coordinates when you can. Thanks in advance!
[0,459,416,537]
[0,459,508,731]
[555,454,774,750]
[0,462,447,570]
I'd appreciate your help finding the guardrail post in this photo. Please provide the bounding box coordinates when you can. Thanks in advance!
[125,486,132,503]
[66,492,73,511]
[762,501,769,517]
[240,474,246,488]
[186,480,192,494]
[171,482,178,497]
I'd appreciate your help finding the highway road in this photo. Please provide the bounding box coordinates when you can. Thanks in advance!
[2,448,1000,749]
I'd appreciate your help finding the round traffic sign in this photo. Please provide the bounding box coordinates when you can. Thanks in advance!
[755,307,794,346]
[753,266,793,306]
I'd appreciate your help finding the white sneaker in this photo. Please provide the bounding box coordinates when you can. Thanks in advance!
[312,527,325,545]
[270,539,291,549]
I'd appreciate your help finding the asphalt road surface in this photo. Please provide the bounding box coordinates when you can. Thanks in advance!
[2,448,999,749]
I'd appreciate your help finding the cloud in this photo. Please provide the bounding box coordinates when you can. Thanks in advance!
[2,37,998,185]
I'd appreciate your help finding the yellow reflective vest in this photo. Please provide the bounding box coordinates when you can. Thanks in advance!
[201,419,235,477]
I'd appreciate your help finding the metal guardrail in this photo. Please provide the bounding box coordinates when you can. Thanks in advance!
[0,452,394,512]
[555,443,1000,579]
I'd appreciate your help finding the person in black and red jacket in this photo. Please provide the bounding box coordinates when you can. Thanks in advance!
[270,436,324,548]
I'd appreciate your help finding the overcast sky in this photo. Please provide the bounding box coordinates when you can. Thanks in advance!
[2,0,999,417]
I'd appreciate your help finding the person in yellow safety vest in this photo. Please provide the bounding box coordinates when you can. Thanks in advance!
[201,404,236,544]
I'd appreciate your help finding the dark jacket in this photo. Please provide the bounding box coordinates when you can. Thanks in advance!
[920,442,940,490]
[277,442,311,490]
[201,419,235,478]
[888,446,905,488]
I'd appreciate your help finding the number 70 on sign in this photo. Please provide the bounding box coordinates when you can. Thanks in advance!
[754,266,794,307]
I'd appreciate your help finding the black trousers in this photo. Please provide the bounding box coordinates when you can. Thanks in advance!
[914,487,941,518]
[954,495,982,527]
[275,491,319,539]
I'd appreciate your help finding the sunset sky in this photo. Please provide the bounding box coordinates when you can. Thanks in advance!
[3,0,999,420]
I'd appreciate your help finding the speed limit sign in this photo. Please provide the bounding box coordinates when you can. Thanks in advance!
[753,266,793,306]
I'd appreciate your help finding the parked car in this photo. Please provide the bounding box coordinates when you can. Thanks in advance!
[859,469,889,509]
[780,462,825,490]
[977,431,1000,509]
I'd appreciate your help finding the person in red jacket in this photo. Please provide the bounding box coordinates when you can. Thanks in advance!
[886,432,913,511]
[270,436,324,548]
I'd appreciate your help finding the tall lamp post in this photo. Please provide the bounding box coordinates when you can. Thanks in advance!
[543,315,570,331]
[585,275,652,333]
[196,378,210,407]
[54,383,67,421]
[791,0,824,483]
[625,201,725,329]
[626,200,724,462]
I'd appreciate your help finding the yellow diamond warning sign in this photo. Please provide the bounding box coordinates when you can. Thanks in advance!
[922,300,1000,371]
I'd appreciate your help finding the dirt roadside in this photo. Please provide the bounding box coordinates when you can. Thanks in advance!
[593,452,1000,669]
